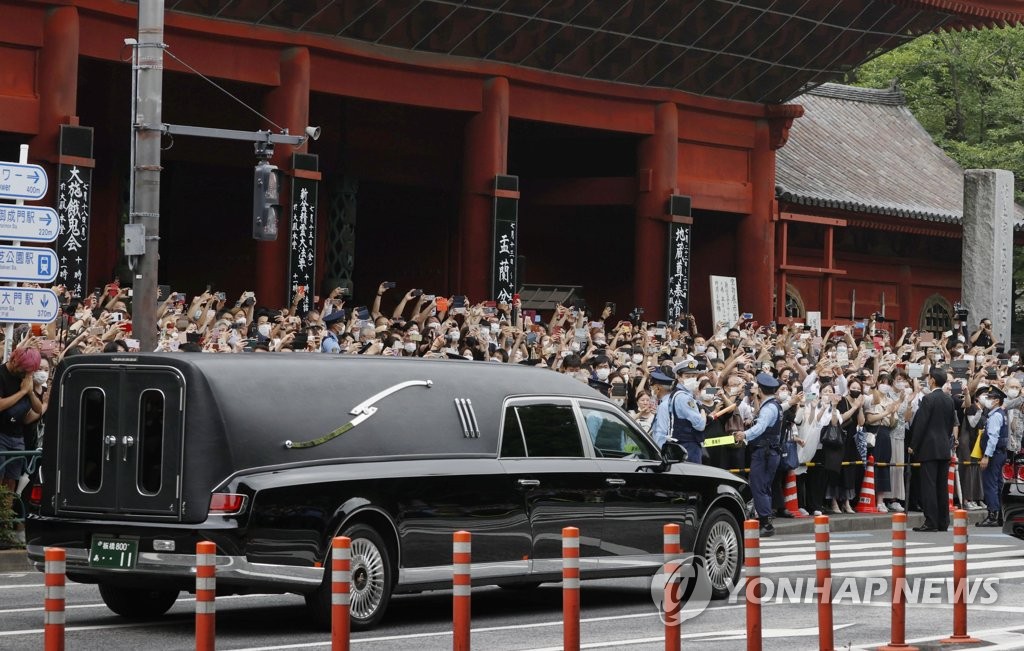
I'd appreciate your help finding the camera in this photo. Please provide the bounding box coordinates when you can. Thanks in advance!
[384,282,396,289]
[628,306,645,323]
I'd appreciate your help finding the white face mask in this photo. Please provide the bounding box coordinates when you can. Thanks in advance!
[976,355,986,365]
[1013,356,1020,364]
[33,370,48,385]
[954,348,964,356]
[694,344,706,354]
[1007,388,1021,399]
[570,341,581,352]
[632,353,644,364]
[878,383,891,393]
[595,368,611,381]
[257,323,271,338]
[980,396,993,409]
[594,338,606,346]
[682,377,699,393]
[404,342,417,353]
[895,381,908,391]
[777,391,790,402]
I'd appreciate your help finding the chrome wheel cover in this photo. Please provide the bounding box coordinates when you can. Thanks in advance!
[349,537,387,620]
[702,520,740,591]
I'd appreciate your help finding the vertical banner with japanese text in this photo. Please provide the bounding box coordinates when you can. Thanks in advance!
[491,175,519,303]
[56,125,94,298]
[666,222,691,321]
[710,275,739,332]
[288,153,318,313]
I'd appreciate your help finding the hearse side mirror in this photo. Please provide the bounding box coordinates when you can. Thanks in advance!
[661,441,687,465]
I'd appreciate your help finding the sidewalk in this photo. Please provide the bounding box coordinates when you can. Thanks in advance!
[0,547,32,572]
[774,508,990,535]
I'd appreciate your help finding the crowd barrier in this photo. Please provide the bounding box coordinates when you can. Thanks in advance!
[37,509,984,650]
[0,448,42,527]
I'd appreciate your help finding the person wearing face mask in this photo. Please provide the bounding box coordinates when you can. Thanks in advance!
[650,360,708,458]
[734,373,784,537]
[319,310,346,353]
[976,387,1009,527]
[1001,378,1024,454]
[907,367,957,532]
[0,345,42,536]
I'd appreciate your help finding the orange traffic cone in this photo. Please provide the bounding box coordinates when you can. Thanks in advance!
[856,455,879,513]
[783,470,807,517]
[948,455,957,512]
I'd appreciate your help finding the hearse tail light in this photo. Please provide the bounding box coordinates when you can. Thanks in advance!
[28,484,43,507]
[209,493,247,515]
[1018,465,1024,483]
[1003,464,1014,481]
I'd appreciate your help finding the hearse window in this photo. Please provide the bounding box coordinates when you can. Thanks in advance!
[137,390,165,494]
[78,388,105,492]
[581,407,657,460]
[502,404,583,458]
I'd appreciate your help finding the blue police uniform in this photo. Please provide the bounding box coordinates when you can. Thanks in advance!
[320,330,341,354]
[981,406,1008,516]
[745,374,784,526]
[651,387,707,463]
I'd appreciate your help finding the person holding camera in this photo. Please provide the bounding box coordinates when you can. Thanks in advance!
[970,318,994,350]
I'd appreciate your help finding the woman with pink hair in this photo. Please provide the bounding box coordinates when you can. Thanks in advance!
[0,344,44,514]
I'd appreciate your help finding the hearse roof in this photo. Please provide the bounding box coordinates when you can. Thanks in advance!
[59,354,610,473]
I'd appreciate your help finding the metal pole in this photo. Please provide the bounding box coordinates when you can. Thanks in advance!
[2,145,29,362]
[132,0,164,352]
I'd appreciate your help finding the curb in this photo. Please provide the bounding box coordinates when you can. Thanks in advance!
[0,548,32,572]
[774,509,990,535]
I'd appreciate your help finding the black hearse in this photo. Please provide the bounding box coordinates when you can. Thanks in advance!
[27,354,751,628]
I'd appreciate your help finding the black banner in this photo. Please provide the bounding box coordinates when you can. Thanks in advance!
[288,153,318,313]
[666,221,691,321]
[56,125,94,298]
[491,175,519,303]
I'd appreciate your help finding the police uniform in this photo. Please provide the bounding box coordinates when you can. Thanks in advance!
[651,360,707,462]
[742,373,784,536]
[978,387,1009,527]
[320,311,345,354]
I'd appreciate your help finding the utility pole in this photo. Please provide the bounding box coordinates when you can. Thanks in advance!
[132,0,164,352]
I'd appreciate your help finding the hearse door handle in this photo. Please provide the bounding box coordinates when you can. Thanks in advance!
[516,479,540,488]
[605,478,626,486]
[104,435,117,461]
[121,435,135,462]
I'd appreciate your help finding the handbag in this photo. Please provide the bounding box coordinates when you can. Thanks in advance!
[780,439,800,471]
[820,423,844,449]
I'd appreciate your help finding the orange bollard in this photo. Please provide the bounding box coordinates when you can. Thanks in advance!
[783,470,807,517]
[744,520,762,651]
[815,515,834,651]
[856,455,879,513]
[563,526,580,651]
[663,523,681,651]
[196,541,216,651]
[453,531,471,651]
[947,456,957,512]
[44,547,65,651]
[879,513,918,651]
[940,510,980,644]
[331,537,351,651]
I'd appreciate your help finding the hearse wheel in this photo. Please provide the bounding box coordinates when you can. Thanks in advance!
[696,507,741,599]
[307,523,393,630]
[98,584,179,619]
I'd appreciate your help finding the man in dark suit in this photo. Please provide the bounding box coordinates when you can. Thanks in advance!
[908,367,957,532]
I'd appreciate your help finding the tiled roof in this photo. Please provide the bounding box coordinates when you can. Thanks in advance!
[776,82,1024,226]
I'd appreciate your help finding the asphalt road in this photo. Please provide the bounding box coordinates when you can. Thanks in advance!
[3,529,1024,651]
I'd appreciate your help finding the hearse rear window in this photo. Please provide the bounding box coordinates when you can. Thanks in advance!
[78,388,105,492]
[501,404,583,458]
[137,390,165,495]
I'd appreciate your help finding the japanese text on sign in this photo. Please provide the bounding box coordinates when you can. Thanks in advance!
[288,169,318,313]
[666,223,691,321]
[57,165,91,297]
[709,275,739,332]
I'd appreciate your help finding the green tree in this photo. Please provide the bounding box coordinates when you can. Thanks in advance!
[847,27,1024,328]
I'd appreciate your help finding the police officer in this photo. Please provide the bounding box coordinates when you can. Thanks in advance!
[320,310,346,353]
[735,372,784,537]
[651,359,707,461]
[977,386,1009,527]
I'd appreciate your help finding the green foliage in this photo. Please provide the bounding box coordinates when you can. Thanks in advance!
[0,483,18,548]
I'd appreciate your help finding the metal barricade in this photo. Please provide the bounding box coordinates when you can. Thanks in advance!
[0,448,43,528]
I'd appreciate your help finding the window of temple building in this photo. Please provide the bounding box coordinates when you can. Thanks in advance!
[920,294,954,336]
[785,284,805,318]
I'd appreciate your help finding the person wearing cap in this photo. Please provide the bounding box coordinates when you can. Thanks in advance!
[320,310,346,354]
[734,372,784,537]
[650,359,707,460]
[977,386,1009,527]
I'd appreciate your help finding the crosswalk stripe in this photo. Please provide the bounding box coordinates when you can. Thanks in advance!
[759,544,1012,565]
[759,539,929,549]
[761,548,1022,575]
[757,541,930,553]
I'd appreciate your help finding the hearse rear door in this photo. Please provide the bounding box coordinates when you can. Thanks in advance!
[56,366,185,519]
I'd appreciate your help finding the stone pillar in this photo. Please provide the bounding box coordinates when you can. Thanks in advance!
[258,47,310,306]
[456,77,509,299]
[634,102,677,319]
[961,169,1015,346]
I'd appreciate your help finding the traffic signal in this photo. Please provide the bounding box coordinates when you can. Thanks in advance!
[253,160,281,241]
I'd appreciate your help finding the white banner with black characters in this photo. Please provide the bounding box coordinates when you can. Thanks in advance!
[56,125,94,299]
[491,175,519,304]
[288,153,318,313]
[666,222,691,321]
[710,275,739,331]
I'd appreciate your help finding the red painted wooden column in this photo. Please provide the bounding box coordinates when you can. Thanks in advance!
[258,47,310,307]
[456,77,508,300]
[736,119,776,322]
[30,6,79,186]
[634,102,677,319]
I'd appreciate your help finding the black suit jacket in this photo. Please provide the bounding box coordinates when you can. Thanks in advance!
[909,389,956,461]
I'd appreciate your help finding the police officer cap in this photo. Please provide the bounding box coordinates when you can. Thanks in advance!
[755,372,780,389]
[650,370,674,386]
[323,310,346,325]
[673,358,707,375]
[984,386,1007,402]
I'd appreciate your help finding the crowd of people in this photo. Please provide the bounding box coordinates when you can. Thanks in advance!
[0,279,1019,541]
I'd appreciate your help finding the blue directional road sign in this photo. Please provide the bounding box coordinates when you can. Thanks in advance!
[0,287,59,324]
[0,245,59,283]
[0,206,59,242]
[0,162,48,201]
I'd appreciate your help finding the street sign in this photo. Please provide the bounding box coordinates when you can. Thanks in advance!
[0,287,59,324]
[0,162,48,201]
[0,205,59,242]
[0,246,58,283]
